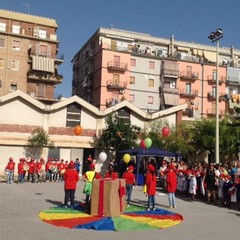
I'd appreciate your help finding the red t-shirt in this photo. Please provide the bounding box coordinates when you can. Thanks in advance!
[63,168,79,189]
[122,171,135,185]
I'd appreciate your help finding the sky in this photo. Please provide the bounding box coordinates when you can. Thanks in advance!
[1,0,240,97]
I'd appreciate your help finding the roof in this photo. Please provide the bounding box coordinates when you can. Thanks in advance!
[0,9,58,28]
[0,90,187,121]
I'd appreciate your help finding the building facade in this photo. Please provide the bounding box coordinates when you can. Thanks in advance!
[0,9,63,102]
[0,90,185,175]
[72,28,240,120]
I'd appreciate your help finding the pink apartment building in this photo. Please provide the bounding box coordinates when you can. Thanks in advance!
[72,28,240,121]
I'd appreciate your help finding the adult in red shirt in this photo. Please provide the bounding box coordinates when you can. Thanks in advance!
[145,164,157,211]
[166,164,177,208]
[122,165,136,207]
[5,157,15,184]
[63,161,79,208]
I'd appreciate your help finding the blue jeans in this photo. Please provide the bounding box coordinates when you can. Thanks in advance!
[7,170,14,183]
[148,195,155,209]
[126,184,133,205]
[168,192,176,207]
[18,173,24,183]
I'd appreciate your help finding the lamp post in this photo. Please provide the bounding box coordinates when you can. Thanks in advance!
[208,28,223,164]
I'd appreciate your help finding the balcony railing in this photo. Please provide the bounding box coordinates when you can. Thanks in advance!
[180,89,198,97]
[27,71,63,83]
[107,61,128,71]
[180,71,199,80]
[207,75,225,84]
[207,109,225,116]
[163,87,179,94]
[162,69,179,78]
[106,80,127,90]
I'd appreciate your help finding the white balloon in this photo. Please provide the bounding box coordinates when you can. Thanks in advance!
[99,152,107,162]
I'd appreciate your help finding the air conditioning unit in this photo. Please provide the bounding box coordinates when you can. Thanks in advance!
[30,92,35,97]
[82,82,87,88]
[119,89,125,94]
[191,72,197,78]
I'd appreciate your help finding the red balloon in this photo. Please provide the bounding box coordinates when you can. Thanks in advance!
[162,126,170,137]
[74,125,83,136]
[140,139,146,148]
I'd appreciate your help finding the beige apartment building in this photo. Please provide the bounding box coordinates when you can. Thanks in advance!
[72,28,240,120]
[0,9,63,102]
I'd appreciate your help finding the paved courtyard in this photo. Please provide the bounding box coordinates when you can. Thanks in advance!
[0,179,239,240]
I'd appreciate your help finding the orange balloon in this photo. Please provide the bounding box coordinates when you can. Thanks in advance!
[74,125,83,135]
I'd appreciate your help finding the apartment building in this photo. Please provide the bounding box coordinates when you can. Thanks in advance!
[0,9,63,102]
[72,28,240,120]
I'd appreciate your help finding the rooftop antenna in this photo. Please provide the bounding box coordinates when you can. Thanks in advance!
[23,3,30,14]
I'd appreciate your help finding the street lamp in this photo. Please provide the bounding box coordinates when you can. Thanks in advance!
[208,28,223,164]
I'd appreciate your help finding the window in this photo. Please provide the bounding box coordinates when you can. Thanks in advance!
[66,103,81,127]
[113,55,120,67]
[37,84,45,98]
[0,80,2,88]
[186,83,192,94]
[39,29,47,39]
[39,44,48,56]
[149,61,155,70]
[148,96,154,104]
[12,25,20,34]
[130,58,136,67]
[113,74,120,85]
[10,60,19,70]
[0,59,4,68]
[10,83,17,91]
[148,79,154,87]
[213,70,217,80]
[0,22,6,31]
[12,40,20,50]
[186,66,192,76]
[129,76,135,85]
[129,94,135,102]
[118,107,130,125]
[212,86,216,97]
[0,38,5,48]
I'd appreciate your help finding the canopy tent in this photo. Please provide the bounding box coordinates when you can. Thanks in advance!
[119,147,181,185]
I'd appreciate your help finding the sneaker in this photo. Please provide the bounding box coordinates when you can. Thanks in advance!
[126,205,130,208]
[173,205,176,208]
[61,205,68,208]
[152,208,156,211]
[147,208,150,211]
[169,205,173,208]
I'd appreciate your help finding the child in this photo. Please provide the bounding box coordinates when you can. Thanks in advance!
[166,164,177,208]
[145,164,157,211]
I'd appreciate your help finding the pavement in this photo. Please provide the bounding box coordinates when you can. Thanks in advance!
[0,178,239,240]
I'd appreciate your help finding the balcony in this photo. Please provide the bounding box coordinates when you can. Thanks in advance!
[207,91,225,101]
[106,80,127,90]
[182,108,193,117]
[162,69,179,78]
[180,89,198,98]
[207,108,225,116]
[226,77,240,85]
[163,87,179,94]
[106,98,119,107]
[107,61,128,72]
[207,75,225,85]
[55,53,64,64]
[180,71,199,81]
[27,71,63,83]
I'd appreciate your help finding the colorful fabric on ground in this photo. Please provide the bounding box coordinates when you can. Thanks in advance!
[39,204,183,231]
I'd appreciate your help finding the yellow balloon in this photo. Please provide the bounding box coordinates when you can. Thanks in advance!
[123,154,131,164]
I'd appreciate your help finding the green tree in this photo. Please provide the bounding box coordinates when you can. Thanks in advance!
[25,127,54,159]
[94,115,141,152]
